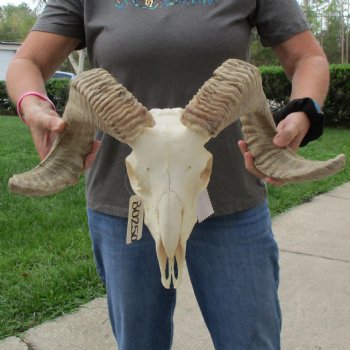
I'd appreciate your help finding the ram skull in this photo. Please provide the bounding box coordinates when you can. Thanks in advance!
[125,108,212,287]
[9,59,346,288]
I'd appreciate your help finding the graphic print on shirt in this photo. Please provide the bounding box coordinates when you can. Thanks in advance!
[114,0,216,10]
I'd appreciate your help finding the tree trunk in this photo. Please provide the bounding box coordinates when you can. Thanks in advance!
[68,49,86,74]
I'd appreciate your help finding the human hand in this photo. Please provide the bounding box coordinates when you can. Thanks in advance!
[24,102,65,160]
[238,111,310,186]
[272,111,310,151]
[24,103,100,170]
[83,140,101,170]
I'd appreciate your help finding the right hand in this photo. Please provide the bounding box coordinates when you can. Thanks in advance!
[24,102,65,160]
[24,103,101,170]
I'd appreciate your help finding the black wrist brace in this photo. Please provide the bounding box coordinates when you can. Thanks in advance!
[273,97,325,147]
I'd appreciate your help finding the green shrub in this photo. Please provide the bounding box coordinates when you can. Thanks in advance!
[0,79,70,117]
[1,65,349,126]
[259,66,290,110]
[45,79,70,115]
[325,65,350,126]
[0,81,16,115]
[260,64,350,127]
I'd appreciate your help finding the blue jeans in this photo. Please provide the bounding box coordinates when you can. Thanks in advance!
[87,201,281,350]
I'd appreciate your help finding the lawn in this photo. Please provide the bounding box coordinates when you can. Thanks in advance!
[0,116,349,339]
[0,117,105,339]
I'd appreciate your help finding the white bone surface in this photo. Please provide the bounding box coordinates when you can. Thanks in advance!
[126,108,212,288]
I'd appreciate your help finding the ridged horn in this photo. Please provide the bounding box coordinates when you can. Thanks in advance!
[181,59,346,183]
[9,68,155,196]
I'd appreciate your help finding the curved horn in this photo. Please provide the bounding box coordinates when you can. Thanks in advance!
[181,59,345,183]
[9,68,155,196]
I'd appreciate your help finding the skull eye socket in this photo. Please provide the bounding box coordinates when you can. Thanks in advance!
[125,159,150,194]
[199,155,213,189]
[125,159,138,188]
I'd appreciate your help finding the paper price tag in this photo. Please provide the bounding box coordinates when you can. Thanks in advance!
[196,189,214,223]
[126,195,144,244]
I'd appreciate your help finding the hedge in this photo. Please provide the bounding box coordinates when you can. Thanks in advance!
[45,78,70,115]
[0,80,16,115]
[260,64,350,126]
[1,65,349,126]
[0,79,70,116]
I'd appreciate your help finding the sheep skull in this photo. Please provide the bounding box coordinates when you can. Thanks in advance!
[8,59,346,289]
[126,108,212,288]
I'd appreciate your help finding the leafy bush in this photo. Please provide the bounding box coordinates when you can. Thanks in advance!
[0,79,70,117]
[0,81,16,115]
[259,66,290,111]
[325,65,350,126]
[1,65,349,126]
[45,79,70,115]
[260,64,350,127]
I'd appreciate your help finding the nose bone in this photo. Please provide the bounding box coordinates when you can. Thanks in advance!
[158,191,183,258]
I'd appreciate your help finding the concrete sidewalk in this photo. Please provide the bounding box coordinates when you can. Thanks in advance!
[1,183,350,350]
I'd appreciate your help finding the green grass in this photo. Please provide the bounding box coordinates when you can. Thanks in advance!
[0,117,105,339]
[0,117,349,339]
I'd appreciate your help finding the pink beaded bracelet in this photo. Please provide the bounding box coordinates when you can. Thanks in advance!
[16,91,56,124]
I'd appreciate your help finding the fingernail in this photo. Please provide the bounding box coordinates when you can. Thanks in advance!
[273,136,281,145]
[274,136,284,147]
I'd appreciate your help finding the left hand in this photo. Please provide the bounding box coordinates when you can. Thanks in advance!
[238,112,310,186]
[272,111,310,151]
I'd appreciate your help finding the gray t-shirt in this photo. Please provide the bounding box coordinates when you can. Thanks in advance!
[33,0,309,218]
